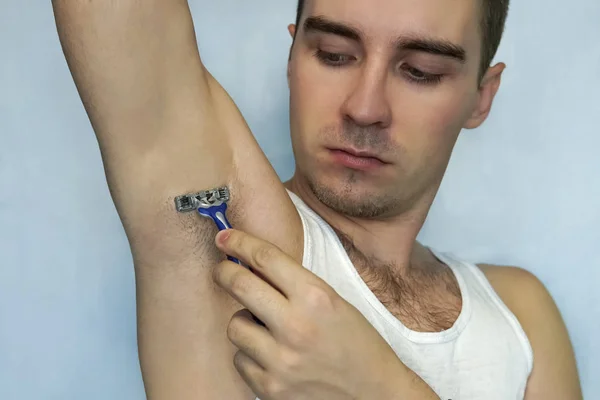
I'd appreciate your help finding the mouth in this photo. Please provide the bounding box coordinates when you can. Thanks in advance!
[327,147,388,171]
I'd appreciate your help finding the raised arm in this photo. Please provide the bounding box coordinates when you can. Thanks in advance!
[51,1,302,398]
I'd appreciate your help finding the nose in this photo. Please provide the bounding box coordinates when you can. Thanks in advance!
[341,62,392,128]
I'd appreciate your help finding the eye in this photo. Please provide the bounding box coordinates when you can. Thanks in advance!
[400,64,443,85]
[315,50,354,67]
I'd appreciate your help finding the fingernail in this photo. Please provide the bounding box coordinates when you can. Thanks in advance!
[216,230,232,244]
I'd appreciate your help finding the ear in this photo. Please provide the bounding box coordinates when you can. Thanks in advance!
[287,24,297,84]
[464,62,506,129]
[288,24,296,38]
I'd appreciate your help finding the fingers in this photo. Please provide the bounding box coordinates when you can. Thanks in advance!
[233,351,267,396]
[215,229,310,299]
[230,309,272,397]
[213,259,287,330]
[228,309,277,369]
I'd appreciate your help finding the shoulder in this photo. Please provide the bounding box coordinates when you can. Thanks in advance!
[478,264,582,398]
[478,264,556,333]
[479,264,549,308]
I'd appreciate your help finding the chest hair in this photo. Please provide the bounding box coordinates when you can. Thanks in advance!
[336,232,462,333]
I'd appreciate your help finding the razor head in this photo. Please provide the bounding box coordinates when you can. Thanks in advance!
[175,187,230,213]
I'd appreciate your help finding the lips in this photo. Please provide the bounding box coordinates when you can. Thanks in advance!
[331,147,386,164]
[327,148,388,171]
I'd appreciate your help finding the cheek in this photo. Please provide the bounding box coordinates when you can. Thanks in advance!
[294,62,346,115]
[393,83,475,152]
[387,83,476,182]
[289,60,348,146]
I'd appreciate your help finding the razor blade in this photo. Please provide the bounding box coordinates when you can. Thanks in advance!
[175,187,230,213]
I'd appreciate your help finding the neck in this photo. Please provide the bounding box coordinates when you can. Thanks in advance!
[284,174,438,275]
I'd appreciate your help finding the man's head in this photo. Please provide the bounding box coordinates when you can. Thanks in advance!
[287,0,509,219]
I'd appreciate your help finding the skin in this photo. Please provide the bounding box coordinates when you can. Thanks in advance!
[213,229,439,400]
[51,0,582,399]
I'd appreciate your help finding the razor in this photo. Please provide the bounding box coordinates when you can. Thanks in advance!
[175,186,241,265]
[175,186,266,327]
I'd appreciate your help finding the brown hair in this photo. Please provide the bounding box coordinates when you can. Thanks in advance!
[294,0,510,80]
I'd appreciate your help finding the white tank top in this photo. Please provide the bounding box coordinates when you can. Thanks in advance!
[257,191,533,400]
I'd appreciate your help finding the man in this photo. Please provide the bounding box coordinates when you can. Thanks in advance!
[52,0,582,399]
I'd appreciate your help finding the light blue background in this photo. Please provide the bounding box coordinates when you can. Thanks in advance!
[1,0,598,398]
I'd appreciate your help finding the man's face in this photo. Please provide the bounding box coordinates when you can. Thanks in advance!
[288,0,503,219]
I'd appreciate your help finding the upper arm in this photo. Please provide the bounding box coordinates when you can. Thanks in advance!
[52,0,301,252]
[53,2,301,399]
[482,266,582,400]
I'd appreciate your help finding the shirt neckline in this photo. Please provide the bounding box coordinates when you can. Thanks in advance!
[286,189,472,344]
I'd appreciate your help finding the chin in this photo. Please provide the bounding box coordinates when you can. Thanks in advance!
[306,168,398,219]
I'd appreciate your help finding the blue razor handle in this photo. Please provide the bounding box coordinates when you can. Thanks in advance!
[197,203,242,265]
[196,201,266,327]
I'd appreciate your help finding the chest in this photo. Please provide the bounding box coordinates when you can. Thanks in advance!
[351,258,463,333]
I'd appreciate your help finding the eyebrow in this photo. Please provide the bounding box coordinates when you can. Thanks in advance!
[398,37,466,63]
[303,16,467,63]
[303,16,361,41]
